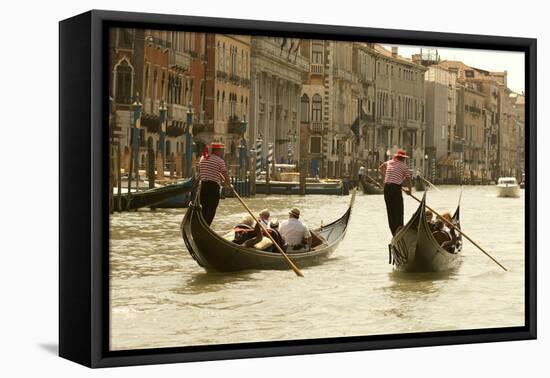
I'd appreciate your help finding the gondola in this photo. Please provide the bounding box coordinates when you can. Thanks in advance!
[359,176,383,195]
[180,185,355,272]
[390,193,462,272]
[114,177,194,211]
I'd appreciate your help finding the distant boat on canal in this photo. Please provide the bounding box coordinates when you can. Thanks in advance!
[496,177,520,198]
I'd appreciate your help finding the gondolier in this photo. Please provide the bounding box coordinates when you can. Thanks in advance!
[198,143,231,225]
[379,149,412,235]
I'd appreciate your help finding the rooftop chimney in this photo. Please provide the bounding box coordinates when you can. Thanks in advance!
[391,46,398,57]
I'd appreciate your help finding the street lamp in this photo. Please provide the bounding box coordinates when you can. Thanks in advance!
[185,103,194,178]
[159,99,167,172]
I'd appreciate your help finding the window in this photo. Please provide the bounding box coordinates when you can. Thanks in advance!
[153,68,158,100]
[301,94,310,122]
[312,94,322,121]
[144,65,150,97]
[160,72,165,100]
[115,60,132,104]
[118,29,134,49]
[312,41,323,64]
[310,136,321,154]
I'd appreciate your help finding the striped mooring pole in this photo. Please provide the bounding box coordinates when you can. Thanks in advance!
[267,142,274,166]
[255,138,263,178]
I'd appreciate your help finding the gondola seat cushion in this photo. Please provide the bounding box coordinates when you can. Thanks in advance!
[253,237,273,251]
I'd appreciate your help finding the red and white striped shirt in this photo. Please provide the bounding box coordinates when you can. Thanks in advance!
[198,154,227,183]
[384,159,411,185]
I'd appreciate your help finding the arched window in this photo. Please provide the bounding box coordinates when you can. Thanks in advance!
[312,94,322,122]
[301,94,310,122]
[114,60,132,104]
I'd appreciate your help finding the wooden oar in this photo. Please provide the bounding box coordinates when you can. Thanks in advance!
[363,174,507,271]
[228,184,304,277]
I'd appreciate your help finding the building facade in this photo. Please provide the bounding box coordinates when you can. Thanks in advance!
[203,34,251,172]
[248,37,309,166]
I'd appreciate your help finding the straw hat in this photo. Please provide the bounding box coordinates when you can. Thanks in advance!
[289,208,301,218]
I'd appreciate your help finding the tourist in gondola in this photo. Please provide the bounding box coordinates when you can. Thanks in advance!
[438,212,459,253]
[379,149,412,236]
[425,209,437,232]
[279,208,312,252]
[198,143,231,226]
[267,219,286,252]
[259,209,271,228]
[232,216,263,248]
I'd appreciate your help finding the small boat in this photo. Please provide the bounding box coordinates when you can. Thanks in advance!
[359,176,383,195]
[113,177,195,211]
[390,193,462,272]
[180,186,355,272]
[254,177,345,195]
[496,177,520,198]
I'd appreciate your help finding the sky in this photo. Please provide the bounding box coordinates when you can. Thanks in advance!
[382,45,525,94]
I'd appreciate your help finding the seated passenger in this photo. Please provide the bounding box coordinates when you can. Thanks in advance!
[266,219,286,252]
[232,216,263,248]
[279,208,312,252]
[425,209,437,232]
[259,209,271,228]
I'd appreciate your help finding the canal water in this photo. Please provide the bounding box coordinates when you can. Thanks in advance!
[109,185,525,351]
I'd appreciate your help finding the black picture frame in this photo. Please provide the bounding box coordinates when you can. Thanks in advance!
[59,9,537,368]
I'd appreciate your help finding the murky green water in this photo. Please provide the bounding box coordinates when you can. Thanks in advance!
[109,185,525,351]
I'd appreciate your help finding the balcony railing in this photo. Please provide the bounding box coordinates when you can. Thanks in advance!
[169,50,192,70]
[192,124,214,136]
[167,103,189,121]
[216,70,228,80]
[310,64,324,75]
[311,121,323,133]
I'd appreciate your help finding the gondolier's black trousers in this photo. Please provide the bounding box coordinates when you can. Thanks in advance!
[200,181,220,226]
[384,183,404,236]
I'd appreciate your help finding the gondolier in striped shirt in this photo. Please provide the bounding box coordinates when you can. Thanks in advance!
[198,143,231,226]
[379,149,412,236]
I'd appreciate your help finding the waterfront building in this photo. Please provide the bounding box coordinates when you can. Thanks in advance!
[248,37,309,166]
[203,34,251,172]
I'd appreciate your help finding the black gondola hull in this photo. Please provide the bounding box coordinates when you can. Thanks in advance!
[390,193,462,272]
[181,187,354,272]
[115,177,194,211]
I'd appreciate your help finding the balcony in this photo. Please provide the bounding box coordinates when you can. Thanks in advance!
[310,64,324,75]
[241,77,251,87]
[169,50,192,71]
[216,70,228,81]
[229,74,240,85]
[167,103,189,121]
[311,121,323,133]
[192,124,214,136]
[167,120,186,137]
[227,116,247,135]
